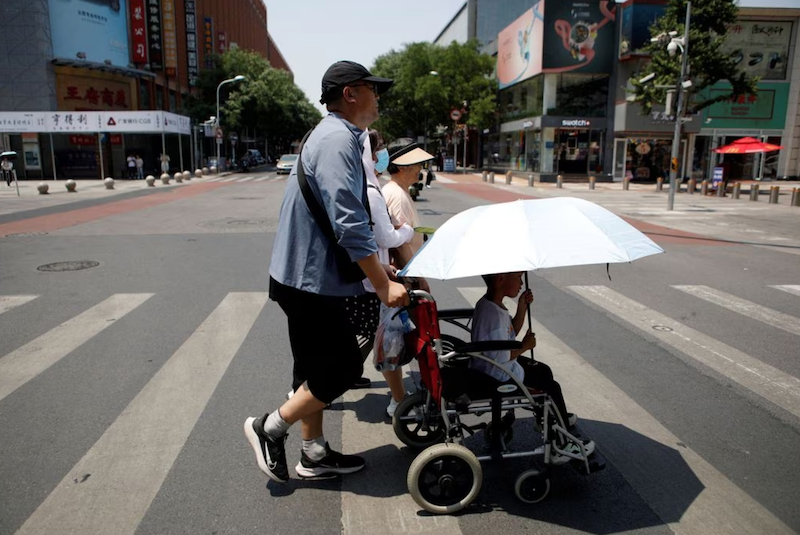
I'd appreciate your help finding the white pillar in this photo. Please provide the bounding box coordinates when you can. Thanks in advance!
[97,133,105,179]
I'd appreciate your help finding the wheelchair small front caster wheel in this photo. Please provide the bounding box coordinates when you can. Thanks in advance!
[514,468,550,504]
[408,443,483,514]
[393,392,445,449]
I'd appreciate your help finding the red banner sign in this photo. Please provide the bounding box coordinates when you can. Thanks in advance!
[129,0,148,64]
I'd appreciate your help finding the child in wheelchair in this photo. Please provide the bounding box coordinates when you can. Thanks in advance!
[471,272,594,463]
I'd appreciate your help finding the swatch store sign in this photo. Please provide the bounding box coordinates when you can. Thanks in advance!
[561,119,591,128]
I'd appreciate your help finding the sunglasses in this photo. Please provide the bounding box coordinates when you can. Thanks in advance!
[348,83,379,96]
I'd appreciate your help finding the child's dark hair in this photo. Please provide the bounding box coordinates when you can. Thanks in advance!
[481,274,499,286]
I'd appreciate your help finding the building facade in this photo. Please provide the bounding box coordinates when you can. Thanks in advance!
[0,0,291,179]
[435,0,800,181]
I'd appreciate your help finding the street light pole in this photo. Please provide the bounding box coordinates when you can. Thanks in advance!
[667,1,691,211]
[215,75,246,171]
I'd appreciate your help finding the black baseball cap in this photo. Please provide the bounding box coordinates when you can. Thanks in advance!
[319,60,393,104]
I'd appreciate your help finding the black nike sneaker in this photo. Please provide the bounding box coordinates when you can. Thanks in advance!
[295,442,365,479]
[244,413,289,483]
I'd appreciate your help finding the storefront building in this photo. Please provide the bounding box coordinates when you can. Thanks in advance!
[613,1,800,181]
[487,0,619,180]
[0,0,291,179]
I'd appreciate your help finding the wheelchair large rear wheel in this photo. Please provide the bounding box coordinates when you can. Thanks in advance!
[393,392,446,449]
[514,468,550,504]
[408,443,483,514]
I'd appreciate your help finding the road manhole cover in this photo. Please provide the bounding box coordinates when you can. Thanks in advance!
[37,260,100,272]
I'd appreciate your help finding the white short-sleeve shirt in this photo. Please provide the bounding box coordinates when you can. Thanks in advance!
[470,296,524,383]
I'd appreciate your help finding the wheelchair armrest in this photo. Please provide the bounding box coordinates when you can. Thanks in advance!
[438,308,475,320]
[457,340,522,354]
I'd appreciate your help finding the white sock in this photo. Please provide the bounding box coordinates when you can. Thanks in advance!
[263,409,290,437]
[302,435,327,462]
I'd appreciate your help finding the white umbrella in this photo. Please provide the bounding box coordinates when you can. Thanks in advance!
[399,197,663,280]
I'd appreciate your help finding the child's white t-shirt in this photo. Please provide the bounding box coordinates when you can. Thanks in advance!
[470,296,525,383]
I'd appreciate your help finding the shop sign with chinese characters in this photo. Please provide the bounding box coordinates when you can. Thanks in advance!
[162,0,178,76]
[703,82,789,130]
[218,32,227,54]
[147,0,164,70]
[129,0,148,64]
[0,113,48,133]
[56,74,132,111]
[203,17,214,69]
[184,0,198,84]
[722,21,794,80]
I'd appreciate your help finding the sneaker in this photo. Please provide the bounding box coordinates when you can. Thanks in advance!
[352,376,371,389]
[295,442,365,478]
[550,439,595,466]
[567,413,578,427]
[243,414,289,483]
[386,397,400,418]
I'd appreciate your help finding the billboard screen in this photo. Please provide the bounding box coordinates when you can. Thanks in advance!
[542,0,617,74]
[619,3,666,57]
[721,21,793,80]
[49,0,130,67]
[497,3,545,89]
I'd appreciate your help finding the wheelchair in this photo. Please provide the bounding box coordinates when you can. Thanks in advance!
[392,290,605,514]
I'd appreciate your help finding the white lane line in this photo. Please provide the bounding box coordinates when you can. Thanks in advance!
[15,292,268,535]
[673,285,800,337]
[341,361,462,533]
[459,287,794,535]
[0,294,153,403]
[0,295,38,315]
[569,286,800,420]
[771,285,800,298]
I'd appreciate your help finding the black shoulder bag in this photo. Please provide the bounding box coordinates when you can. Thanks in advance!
[295,129,372,284]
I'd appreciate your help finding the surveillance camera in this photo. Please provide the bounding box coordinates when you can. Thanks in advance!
[681,80,693,89]
[668,31,678,37]
[667,41,679,56]
[638,73,656,84]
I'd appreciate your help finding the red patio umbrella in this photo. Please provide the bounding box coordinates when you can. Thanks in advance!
[715,137,783,154]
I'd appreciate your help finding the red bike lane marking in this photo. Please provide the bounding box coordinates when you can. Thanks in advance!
[443,181,731,247]
[0,181,230,237]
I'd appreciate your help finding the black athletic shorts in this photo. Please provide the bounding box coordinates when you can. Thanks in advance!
[270,278,363,404]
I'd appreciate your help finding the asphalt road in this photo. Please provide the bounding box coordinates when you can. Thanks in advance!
[0,169,798,535]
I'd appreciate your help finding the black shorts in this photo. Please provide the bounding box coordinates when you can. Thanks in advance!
[270,278,363,404]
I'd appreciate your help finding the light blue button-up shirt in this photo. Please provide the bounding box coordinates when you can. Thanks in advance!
[269,113,377,296]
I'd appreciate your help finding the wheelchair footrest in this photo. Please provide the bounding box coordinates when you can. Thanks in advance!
[572,448,606,475]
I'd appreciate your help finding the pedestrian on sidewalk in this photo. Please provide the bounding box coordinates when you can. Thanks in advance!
[1,157,12,186]
[126,154,136,179]
[159,153,170,174]
[135,154,144,179]
[244,60,406,484]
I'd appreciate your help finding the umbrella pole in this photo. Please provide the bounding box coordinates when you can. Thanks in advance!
[524,272,535,361]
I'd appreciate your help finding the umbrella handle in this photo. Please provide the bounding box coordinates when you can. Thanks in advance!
[524,272,535,362]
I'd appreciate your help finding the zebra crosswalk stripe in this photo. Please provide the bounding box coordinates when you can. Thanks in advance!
[673,285,800,337]
[0,295,37,315]
[457,286,795,535]
[0,293,153,403]
[568,286,800,420]
[771,285,800,298]
[15,292,268,535]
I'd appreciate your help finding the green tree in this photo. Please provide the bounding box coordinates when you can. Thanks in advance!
[184,48,321,154]
[629,0,758,115]
[370,40,496,142]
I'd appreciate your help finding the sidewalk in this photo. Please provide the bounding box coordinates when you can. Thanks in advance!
[435,172,800,255]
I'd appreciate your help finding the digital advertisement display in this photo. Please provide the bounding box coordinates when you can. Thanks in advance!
[497,3,544,89]
[48,0,130,67]
[541,0,617,74]
[721,20,794,80]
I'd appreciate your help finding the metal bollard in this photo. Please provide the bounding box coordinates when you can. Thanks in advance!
[589,175,595,190]
[792,188,800,207]
[749,183,759,201]
[623,177,630,190]
[556,174,563,188]
[528,173,534,187]
[688,178,696,194]
[489,172,495,184]
[732,182,741,199]
[482,170,487,182]
[506,171,512,185]
[656,177,663,191]
[716,182,725,197]
[701,180,709,196]
[769,185,779,204]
